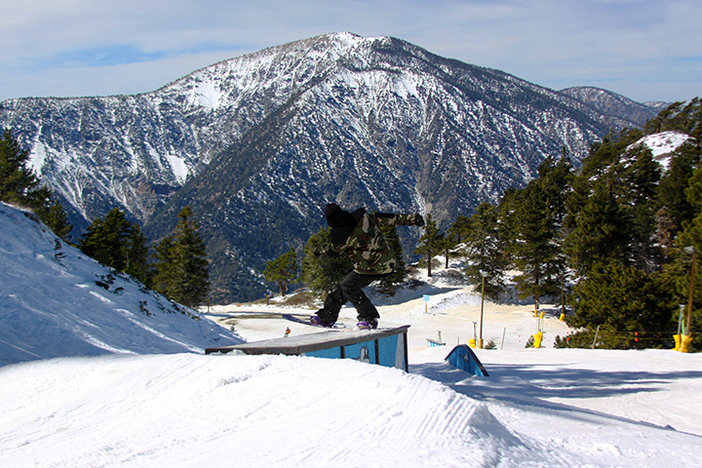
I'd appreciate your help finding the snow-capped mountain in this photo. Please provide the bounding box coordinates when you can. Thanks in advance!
[0,32,664,302]
[0,202,241,366]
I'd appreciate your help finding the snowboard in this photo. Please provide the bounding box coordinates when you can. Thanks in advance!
[282,314,347,329]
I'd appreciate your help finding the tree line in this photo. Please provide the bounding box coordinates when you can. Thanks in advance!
[79,205,209,308]
[436,98,702,350]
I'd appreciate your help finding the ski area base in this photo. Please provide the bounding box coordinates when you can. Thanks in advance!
[206,325,410,372]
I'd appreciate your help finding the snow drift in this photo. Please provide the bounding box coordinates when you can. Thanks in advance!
[0,202,242,366]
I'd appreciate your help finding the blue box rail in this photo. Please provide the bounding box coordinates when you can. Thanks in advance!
[206,325,410,372]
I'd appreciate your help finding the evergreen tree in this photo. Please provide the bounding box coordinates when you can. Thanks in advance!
[378,223,407,295]
[568,261,675,349]
[566,181,629,275]
[624,145,663,271]
[153,235,176,295]
[415,214,442,277]
[439,228,457,269]
[448,215,471,245]
[564,129,659,275]
[510,157,573,306]
[0,129,49,209]
[671,162,702,346]
[153,206,210,307]
[564,122,676,346]
[79,207,150,284]
[644,97,701,136]
[496,187,521,266]
[0,129,74,240]
[264,248,299,296]
[300,227,353,295]
[656,145,701,252]
[463,202,506,299]
[39,201,73,242]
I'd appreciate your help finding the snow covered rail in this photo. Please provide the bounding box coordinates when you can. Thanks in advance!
[206,325,410,371]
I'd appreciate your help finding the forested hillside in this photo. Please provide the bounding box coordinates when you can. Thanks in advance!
[442,98,701,350]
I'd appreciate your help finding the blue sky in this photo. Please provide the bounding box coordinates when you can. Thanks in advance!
[0,0,699,103]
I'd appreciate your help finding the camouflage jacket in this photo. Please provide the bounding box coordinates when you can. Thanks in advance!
[324,209,423,275]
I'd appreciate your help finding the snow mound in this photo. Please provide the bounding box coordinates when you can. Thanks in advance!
[0,203,242,366]
[0,353,576,467]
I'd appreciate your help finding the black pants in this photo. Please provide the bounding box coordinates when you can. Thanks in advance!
[317,271,388,324]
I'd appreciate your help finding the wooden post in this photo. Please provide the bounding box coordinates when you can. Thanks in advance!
[686,250,695,337]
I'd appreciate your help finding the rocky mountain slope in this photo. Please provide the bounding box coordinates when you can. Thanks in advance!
[0,32,662,302]
[559,86,665,127]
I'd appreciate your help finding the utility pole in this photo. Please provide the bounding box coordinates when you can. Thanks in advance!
[479,270,487,349]
[681,248,696,352]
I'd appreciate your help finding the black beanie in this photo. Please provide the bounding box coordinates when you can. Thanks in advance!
[324,203,341,221]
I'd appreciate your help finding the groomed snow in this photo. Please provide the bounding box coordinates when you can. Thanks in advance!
[1,202,702,467]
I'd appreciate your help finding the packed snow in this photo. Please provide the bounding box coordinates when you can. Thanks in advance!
[2,201,702,467]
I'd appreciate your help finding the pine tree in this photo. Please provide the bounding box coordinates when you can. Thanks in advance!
[656,145,701,252]
[673,162,702,345]
[1,129,75,240]
[79,207,150,284]
[564,123,675,346]
[566,182,629,275]
[565,129,661,275]
[415,214,442,277]
[496,187,521,265]
[39,201,73,242]
[509,157,572,306]
[463,202,506,299]
[300,227,353,295]
[568,261,675,349]
[445,215,471,269]
[378,223,406,295]
[644,97,701,136]
[264,248,299,296]
[0,129,46,208]
[153,206,210,307]
[448,215,471,245]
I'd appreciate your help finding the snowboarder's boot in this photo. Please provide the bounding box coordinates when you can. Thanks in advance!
[310,315,335,328]
[356,319,378,330]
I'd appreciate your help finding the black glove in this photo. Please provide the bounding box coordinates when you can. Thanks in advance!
[415,214,425,227]
[313,245,325,257]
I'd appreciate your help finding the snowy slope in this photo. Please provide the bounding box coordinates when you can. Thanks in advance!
[629,130,692,170]
[0,354,571,467]
[2,347,701,466]
[0,202,242,366]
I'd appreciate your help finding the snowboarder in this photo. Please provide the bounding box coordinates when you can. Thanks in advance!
[312,203,424,329]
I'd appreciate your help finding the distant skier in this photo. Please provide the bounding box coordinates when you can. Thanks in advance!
[312,203,424,329]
